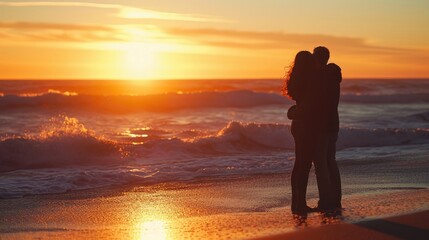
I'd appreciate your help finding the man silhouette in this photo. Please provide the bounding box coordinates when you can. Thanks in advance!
[313,46,342,210]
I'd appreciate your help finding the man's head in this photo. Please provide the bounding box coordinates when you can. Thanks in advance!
[313,46,330,66]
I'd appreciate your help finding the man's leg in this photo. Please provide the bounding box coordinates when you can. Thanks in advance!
[312,133,333,210]
[327,132,342,208]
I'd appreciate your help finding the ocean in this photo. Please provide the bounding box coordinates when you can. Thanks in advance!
[0,79,428,199]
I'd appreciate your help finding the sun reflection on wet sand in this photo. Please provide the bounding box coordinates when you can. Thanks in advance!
[128,201,176,240]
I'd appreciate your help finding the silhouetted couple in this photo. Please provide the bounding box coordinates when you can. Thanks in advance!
[283,46,342,215]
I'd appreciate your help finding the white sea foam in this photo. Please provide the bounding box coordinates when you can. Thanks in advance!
[0,167,157,199]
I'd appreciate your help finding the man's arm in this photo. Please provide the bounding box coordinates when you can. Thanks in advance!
[327,63,342,83]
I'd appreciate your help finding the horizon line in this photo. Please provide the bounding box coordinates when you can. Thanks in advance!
[1,77,429,81]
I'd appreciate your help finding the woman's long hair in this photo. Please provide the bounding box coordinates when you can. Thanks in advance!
[282,51,317,101]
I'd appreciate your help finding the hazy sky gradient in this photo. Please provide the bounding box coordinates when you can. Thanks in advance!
[1,0,428,79]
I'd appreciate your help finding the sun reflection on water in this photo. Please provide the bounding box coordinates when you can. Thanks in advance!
[121,127,151,145]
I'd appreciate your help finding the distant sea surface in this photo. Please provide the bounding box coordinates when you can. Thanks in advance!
[1,79,428,198]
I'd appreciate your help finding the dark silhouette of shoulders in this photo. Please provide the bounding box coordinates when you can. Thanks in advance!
[325,63,342,83]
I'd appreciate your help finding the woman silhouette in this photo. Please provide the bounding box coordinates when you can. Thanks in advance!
[283,51,329,214]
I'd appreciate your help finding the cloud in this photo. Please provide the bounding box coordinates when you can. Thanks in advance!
[0,1,227,22]
[0,22,113,31]
[0,21,126,42]
[1,20,427,63]
[165,28,409,55]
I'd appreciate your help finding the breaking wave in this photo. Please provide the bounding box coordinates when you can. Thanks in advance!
[132,122,429,159]
[0,116,122,172]
[1,118,428,198]
[2,120,429,172]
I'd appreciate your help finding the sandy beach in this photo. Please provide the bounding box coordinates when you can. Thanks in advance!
[1,170,428,240]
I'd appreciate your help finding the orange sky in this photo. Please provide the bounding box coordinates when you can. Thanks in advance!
[0,0,429,80]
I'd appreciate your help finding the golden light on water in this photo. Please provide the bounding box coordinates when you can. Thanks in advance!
[121,127,152,145]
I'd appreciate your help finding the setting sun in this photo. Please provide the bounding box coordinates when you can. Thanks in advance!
[122,43,158,80]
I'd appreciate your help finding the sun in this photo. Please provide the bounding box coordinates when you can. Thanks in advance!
[122,43,158,80]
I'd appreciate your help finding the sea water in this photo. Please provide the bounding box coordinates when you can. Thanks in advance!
[0,79,428,198]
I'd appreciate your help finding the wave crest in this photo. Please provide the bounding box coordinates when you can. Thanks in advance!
[0,116,122,172]
[133,122,429,159]
[2,118,428,172]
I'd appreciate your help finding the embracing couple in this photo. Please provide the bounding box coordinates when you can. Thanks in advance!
[283,46,342,215]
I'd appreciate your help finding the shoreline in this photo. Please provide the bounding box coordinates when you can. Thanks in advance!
[1,173,428,239]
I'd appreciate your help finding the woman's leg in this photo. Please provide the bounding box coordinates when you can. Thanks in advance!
[291,123,300,212]
[291,156,312,213]
[291,122,313,213]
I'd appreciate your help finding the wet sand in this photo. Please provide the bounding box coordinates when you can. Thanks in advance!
[255,210,429,240]
[0,173,428,240]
